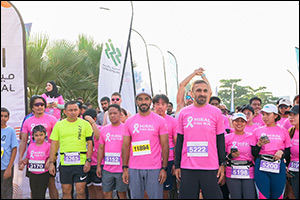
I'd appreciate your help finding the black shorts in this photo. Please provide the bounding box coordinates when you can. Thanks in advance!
[86,165,103,187]
[59,165,88,184]
[163,160,175,191]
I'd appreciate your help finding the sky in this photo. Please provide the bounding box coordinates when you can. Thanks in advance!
[10,1,299,101]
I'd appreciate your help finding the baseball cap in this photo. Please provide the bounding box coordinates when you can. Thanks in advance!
[241,104,255,115]
[232,113,247,121]
[278,98,292,107]
[259,104,278,114]
[136,87,152,99]
[285,105,299,115]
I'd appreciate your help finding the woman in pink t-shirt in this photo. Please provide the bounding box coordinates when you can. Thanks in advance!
[285,105,299,199]
[241,104,260,133]
[250,104,291,199]
[19,125,51,199]
[225,113,256,199]
[41,81,64,120]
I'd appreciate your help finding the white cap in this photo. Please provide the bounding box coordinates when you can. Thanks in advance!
[232,113,247,121]
[136,87,152,98]
[259,104,278,114]
[278,98,292,107]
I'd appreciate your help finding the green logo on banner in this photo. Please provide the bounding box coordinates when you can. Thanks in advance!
[105,39,122,67]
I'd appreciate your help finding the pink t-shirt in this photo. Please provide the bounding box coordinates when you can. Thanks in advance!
[90,125,102,166]
[164,115,177,161]
[250,126,291,155]
[223,115,234,133]
[124,112,168,169]
[290,129,299,161]
[276,117,288,128]
[26,141,50,174]
[282,118,293,131]
[21,114,57,143]
[100,123,124,173]
[252,113,265,127]
[41,94,64,120]
[244,123,260,133]
[177,104,225,170]
[225,132,254,178]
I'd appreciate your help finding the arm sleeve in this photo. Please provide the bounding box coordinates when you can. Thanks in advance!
[283,147,291,166]
[217,133,226,165]
[175,133,183,169]
[251,145,261,160]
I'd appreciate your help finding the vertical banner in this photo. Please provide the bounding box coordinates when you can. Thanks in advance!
[98,2,134,112]
[1,1,28,198]
[296,47,299,71]
[230,84,234,113]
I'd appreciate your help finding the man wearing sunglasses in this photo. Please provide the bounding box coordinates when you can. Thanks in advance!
[18,95,59,199]
[103,92,131,126]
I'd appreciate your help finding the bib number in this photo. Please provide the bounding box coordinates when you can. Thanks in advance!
[132,140,151,156]
[187,141,208,157]
[289,161,299,172]
[231,165,250,179]
[64,152,81,164]
[105,152,121,165]
[259,160,280,173]
[28,160,45,172]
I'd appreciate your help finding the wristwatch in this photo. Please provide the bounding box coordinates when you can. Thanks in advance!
[161,167,167,171]
[122,165,129,169]
[86,158,92,163]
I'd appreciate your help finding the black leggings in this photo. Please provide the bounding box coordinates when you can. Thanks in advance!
[28,171,50,199]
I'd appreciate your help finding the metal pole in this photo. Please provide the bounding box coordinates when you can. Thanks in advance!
[148,44,168,96]
[287,69,298,94]
[132,29,154,97]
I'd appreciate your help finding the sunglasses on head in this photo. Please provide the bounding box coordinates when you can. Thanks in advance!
[34,102,45,107]
[111,98,120,101]
[186,95,193,101]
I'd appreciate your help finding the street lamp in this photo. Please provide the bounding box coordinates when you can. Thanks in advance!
[132,29,154,97]
[287,69,298,94]
[148,44,168,96]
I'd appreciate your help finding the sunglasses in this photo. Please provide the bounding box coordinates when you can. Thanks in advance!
[34,102,45,107]
[279,105,289,109]
[111,98,120,101]
[186,95,193,101]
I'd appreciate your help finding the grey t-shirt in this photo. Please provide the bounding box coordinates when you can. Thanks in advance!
[95,111,105,126]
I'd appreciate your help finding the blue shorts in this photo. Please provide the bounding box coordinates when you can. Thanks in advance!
[163,160,175,190]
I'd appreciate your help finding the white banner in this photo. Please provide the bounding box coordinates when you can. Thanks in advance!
[1,1,28,198]
[98,2,134,112]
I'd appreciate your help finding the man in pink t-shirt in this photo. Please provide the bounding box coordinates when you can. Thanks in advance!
[174,80,226,199]
[18,95,59,199]
[122,88,169,199]
[250,96,265,127]
[96,104,128,199]
[153,94,178,199]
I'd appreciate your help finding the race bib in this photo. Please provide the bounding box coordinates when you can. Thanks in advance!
[28,160,45,172]
[64,152,81,164]
[105,152,121,165]
[231,165,250,179]
[132,140,151,156]
[289,161,299,172]
[259,160,280,173]
[187,141,208,157]
[1,147,4,158]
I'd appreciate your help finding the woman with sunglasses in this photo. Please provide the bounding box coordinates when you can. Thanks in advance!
[41,81,65,120]
[276,98,292,129]
[250,104,291,199]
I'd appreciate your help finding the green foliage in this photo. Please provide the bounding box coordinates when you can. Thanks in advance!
[218,79,278,110]
[26,33,103,109]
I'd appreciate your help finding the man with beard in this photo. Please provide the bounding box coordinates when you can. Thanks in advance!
[96,96,111,126]
[174,80,226,199]
[122,88,169,199]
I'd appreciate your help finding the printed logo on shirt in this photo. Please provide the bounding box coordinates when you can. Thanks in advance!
[78,125,82,140]
[30,150,46,159]
[185,117,211,128]
[133,123,155,134]
[105,132,122,142]
[30,123,48,132]
[1,135,6,144]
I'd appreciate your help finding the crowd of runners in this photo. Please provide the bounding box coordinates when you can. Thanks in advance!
[1,67,299,199]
